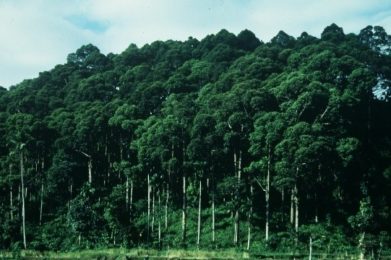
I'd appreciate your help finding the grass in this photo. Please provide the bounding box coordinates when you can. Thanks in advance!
[0,248,249,259]
[1,248,390,259]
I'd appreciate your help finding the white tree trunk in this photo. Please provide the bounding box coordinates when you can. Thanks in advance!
[130,179,133,212]
[281,188,285,223]
[158,190,161,246]
[165,183,169,230]
[39,181,44,225]
[247,185,254,250]
[9,164,14,221]
[20,148,27,249]
[290,188,294,225]
[197,179,202,248]
[147,173,151,242]
[88,158,92,184]
[10,185,13,221]
[294,182,299,233]
[212,178,215,244]
[309,236,313,260]
[182,175,187,243]
[152,189,155,234]
[265,145,271,241]
[233,150,240,246]
[39,159,44,226]
[126,176,129,210]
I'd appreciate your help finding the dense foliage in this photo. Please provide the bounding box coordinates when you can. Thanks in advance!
[0,24,390,256]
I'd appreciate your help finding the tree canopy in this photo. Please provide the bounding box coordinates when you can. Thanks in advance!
[0,25,390,257]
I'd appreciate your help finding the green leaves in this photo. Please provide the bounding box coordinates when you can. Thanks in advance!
[336,137,360,167]
[0,25,390,252]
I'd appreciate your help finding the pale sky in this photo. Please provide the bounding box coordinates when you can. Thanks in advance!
[1,0,390,88]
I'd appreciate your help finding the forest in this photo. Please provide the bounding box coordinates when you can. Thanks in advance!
[0,24,390,257]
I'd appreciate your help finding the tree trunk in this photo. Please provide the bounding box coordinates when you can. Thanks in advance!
[39,159,44,226]
[147,173,151,243]
[88,158,92,184]
[182,175,187,244]
[158,190,161,247]
[68,181,73,215]
[197,179,202,248]
[130,179,133,212]
[10,185,13,220]
[315,163,321,223]
[294,182,299,233]
[314,198,319,223]
[39,181,44,225]
[247,185,254,250]
[265,144,271,241]
[233,150,240,246]
[165,183,169,230]
[9,164,13,221]
[211,176,215,244]
[309,236,313,260]
[290,188,294,225]
[126,176,129,210]
[237,150,242,245]
[281,188,285,223]
[20,148,27,249]
[152,189,155,234]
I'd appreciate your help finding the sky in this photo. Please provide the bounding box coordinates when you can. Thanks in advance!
[1,0,390,88]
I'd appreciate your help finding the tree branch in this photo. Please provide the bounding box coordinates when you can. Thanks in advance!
[254,177,266,192]
[76,150,91,158]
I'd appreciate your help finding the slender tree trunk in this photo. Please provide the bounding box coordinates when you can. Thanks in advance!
[126,176,129,210]
[10,185,13,221]
[211,175,216,244]
[39,181,44,225]
[158,190,161,247]
[39,159,44,226]
[309,236,313,260]
[147,173,151,243]
[88,158,92,184]
[290,188,294,225]
[106,152,111,187]
[294,182,299,233]
[152,189,155,234]
[20,148,27,249]
[265,145,271,241]
[281,188,285,223]
[233,150,240,246]
[233,150,237,245]
[314,195,319,223]
[130,179,133,212]
[315,163,321,223]
[247,185,254,250]
[197,179,202,248]
[182,175,187,244]
[165,183,169,230]
[68,181,73,214]
[9,164,13,221]
[79,151,93,184]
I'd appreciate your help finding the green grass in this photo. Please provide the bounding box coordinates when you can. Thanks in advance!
[1,248,390,259]
[0,248,249,259]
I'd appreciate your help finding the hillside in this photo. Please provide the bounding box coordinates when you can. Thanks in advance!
[0,24,390,256]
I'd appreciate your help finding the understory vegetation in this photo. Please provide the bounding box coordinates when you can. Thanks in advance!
[0,24,390,258]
